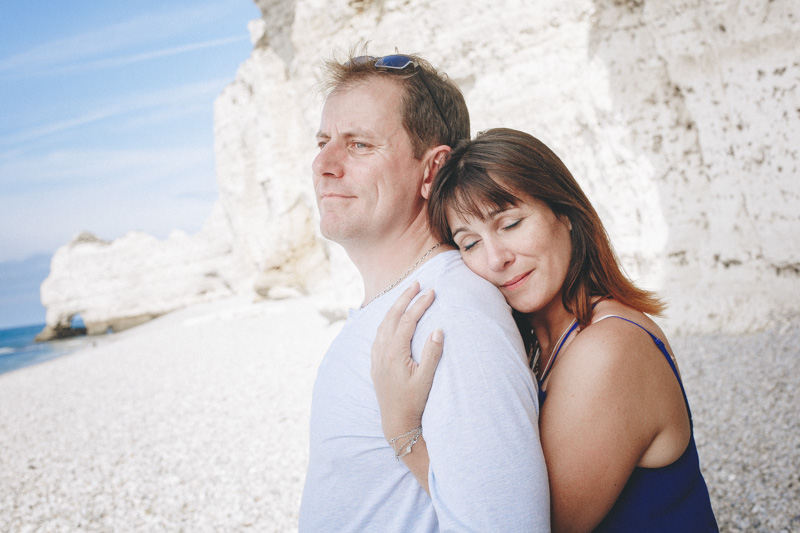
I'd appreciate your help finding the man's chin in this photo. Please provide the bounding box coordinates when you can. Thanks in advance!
[319,220,353,243]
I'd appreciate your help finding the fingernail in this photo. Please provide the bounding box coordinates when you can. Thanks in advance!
[432,328,443,343]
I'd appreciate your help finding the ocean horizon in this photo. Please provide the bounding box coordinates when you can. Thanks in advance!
[0,323,94,375]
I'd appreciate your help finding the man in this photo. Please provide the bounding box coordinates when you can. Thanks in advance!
[299,52,550,532]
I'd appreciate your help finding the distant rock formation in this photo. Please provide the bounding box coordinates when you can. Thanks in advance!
[37,204,254,340]
[39,0,800,338]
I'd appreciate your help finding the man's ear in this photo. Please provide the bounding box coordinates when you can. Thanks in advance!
[421,145,452,200]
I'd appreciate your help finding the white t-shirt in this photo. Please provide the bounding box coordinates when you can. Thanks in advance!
[299,251,550,532]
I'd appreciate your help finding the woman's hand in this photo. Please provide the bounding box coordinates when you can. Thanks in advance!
[371,281,443,441]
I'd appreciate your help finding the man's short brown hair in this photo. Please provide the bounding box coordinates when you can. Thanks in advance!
[320,49,470,159]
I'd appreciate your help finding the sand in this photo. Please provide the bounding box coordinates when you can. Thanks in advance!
[1,295,798,532]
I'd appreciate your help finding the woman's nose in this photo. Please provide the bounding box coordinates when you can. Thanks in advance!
[486,239,513,271]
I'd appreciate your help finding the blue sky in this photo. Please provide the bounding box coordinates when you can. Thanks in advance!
[0,1,260,329]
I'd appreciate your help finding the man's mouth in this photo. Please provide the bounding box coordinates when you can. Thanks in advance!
[320,193,354,200]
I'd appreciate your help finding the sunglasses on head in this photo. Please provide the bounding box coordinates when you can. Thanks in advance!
[348,55,451,142]
[348,54,417,69]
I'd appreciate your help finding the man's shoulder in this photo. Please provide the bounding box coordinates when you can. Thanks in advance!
[417,251,509,313]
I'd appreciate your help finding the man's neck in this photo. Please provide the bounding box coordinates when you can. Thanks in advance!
[347,234,447,307]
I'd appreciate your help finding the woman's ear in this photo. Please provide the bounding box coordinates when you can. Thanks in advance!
[421,145,451,200]
[561,214,573,232]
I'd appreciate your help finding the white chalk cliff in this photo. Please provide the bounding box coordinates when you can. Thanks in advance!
[39,0,800,339]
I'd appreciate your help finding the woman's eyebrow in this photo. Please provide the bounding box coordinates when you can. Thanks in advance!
[450,207,512,238]
[487,207,511,218]
[451,226,468,239]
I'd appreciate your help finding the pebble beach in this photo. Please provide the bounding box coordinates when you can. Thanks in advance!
[1,295,798,532]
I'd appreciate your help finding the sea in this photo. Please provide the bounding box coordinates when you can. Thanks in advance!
[0,324,93,375]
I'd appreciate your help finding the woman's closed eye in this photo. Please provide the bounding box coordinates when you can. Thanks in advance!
[503,219,522,230]
[461,239,479,252]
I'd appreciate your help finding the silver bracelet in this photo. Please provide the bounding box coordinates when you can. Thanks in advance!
[392,426,423,461]
[388,425,422,446]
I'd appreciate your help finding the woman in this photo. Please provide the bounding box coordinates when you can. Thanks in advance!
[371,128,718,532]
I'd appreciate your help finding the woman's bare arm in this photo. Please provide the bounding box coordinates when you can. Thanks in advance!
[371,282,442,494]
[540,316,691,532]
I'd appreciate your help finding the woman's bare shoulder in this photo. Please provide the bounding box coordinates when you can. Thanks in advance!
[546,300,676,403]
[539,303,690,528]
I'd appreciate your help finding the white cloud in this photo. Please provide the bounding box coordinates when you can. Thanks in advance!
[0,78,228,147]
[0,2,249,78]
[0,109,124,146]
[1,145,215,186]
[15,35,248,78]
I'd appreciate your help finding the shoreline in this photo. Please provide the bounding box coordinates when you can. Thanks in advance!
[0,325,98,376]
[1,296,798,532]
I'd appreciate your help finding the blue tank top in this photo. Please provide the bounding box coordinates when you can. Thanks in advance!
[538,316,718,532]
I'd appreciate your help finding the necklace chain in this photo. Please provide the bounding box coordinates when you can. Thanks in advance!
[531,317,578,379]
[361,242,443,308]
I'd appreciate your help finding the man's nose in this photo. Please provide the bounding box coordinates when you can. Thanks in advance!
[312,142,344,179]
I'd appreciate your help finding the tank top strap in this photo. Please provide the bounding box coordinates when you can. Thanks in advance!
[537,300,604,399]
[538,320,581,384]
[591,314,692,422]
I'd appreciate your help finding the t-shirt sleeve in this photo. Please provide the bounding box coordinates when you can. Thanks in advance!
[416,305,551,532]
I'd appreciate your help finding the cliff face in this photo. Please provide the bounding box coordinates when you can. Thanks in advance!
[39,0,800,337]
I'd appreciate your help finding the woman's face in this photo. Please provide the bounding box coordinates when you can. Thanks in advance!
[447,194,573,315]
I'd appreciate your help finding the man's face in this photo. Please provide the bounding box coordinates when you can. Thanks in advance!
[312,77,427,247]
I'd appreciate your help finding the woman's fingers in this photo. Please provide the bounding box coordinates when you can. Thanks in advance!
[386,289,435,363]
[387,282,422,321]
[372,284,436,371]
[417,328,444,387]
[377,282,422,337]
[397,289,435,332]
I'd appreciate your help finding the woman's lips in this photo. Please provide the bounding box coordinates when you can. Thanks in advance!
[501,271,532,291]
